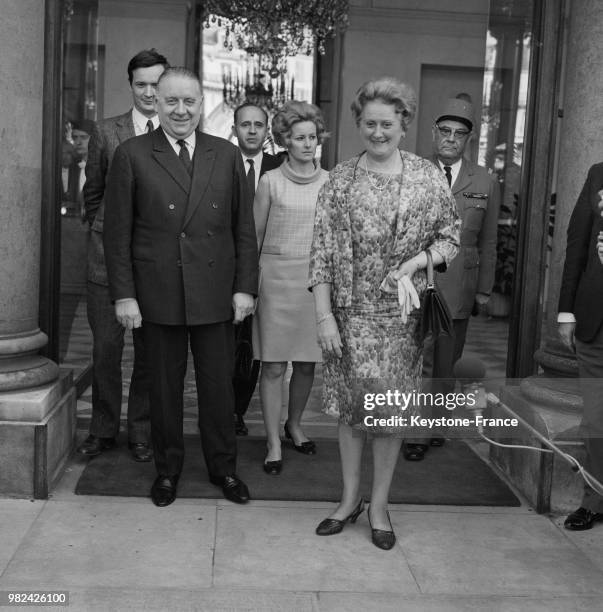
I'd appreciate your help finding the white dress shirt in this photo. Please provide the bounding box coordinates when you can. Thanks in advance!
[132,107,159,136]
[77,160,86,194]
[61,167,69,194]
[163,129,196,158]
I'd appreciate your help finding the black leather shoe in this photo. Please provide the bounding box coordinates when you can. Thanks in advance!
[235,414,248,436]
[564,507,603,530]
[402,442,427,461]
[430,437,445,447]
[77,435,116,457]
[150,475,179,507]
[263,460,282,475]
[209,474,250,504]
[129,441,153,462]
[368,508,396,550]
[284,421,316,455]
[316,498,365,536]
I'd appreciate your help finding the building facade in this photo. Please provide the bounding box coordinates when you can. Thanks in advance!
[1,0,601,503]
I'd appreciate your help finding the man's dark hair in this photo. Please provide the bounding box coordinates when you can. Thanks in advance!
[71,118,96,135]
[233,102,268,125]
[127,49,169,84]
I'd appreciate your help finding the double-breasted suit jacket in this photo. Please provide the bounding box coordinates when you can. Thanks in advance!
[433,157,500,319]
[559,163,603,342]
[103,128,258,326]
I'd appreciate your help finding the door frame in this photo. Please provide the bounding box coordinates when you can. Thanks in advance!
[506,0,564,378]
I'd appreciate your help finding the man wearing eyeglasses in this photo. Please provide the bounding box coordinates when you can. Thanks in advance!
[405,98,500,459]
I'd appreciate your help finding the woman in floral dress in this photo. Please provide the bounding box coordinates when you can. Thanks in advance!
[309,77,460,550]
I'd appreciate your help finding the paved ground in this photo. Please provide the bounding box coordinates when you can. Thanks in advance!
[1,429,602,611]
[4,314,602,610]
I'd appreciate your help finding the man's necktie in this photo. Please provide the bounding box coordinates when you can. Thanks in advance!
[77,161,86,209]
[177,140,192,176]
[246,158,256,196]
[444,165,452,187]
[146,119,154,134]
[77,161,86,194]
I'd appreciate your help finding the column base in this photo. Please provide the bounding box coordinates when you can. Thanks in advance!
[0,355,60,392]
[489,385,584,514]
[0,372,76,499]
[0,329,60,392]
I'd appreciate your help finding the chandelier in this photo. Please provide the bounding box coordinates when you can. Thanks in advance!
[223,65,295,112]
[202,0,350,77]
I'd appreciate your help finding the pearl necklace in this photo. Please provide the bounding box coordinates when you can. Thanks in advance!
[364,153,402,191]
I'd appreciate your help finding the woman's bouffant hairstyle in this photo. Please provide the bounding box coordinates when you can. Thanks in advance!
[271,101,329,148]
[350,77,417,128]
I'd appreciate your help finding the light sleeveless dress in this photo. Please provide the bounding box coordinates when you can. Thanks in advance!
[253,161,329,362]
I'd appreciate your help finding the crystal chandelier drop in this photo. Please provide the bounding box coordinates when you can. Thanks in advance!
[202,0,350,77]
[222,63,295,112]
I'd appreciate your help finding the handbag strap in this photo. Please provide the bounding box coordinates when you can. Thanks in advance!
[425,249,435,289]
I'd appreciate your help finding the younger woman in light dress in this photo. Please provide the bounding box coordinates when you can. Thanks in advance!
[253,101,329,475]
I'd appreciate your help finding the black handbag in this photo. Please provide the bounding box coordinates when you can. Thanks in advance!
[421,249,453,339]
[234,316,254,381]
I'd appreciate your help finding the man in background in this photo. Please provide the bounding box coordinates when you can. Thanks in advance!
[78,49,169,461]
[60,140,78,213]
[404,98,500,461]
[558,163,603,530]
[230,102,280,435]
[62,119,94,217]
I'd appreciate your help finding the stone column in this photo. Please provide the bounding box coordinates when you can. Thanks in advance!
[490,0,603,513]
[530,0,603,387]
[0,0,59,391]
[0,0,75,499]
[544,0,603,357]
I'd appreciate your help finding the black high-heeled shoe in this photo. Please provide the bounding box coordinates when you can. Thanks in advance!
[263,459,282,475]
[263,443,282,475]
[284,421,316,455]
[315,498,365,536]
[368,507,396,550]
[402,442,427,461]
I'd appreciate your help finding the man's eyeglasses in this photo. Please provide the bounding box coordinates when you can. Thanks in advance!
[435,125,471,140]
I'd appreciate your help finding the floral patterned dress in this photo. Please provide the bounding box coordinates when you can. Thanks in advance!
[309,152,460,434]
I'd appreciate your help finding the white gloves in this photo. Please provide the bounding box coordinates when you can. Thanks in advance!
[397,275,420,323]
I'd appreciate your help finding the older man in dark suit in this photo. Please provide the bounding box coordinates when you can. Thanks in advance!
[558,163,603,530]
[230,102,281,436]
[79,49,169,462]
[103,67,258,507]
[432,98,500,368]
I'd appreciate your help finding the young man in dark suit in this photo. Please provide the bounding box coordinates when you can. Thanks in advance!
[558,163,603,530]
[103,67,258,507]
[230,102,280,435]
[79,49,169,462]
